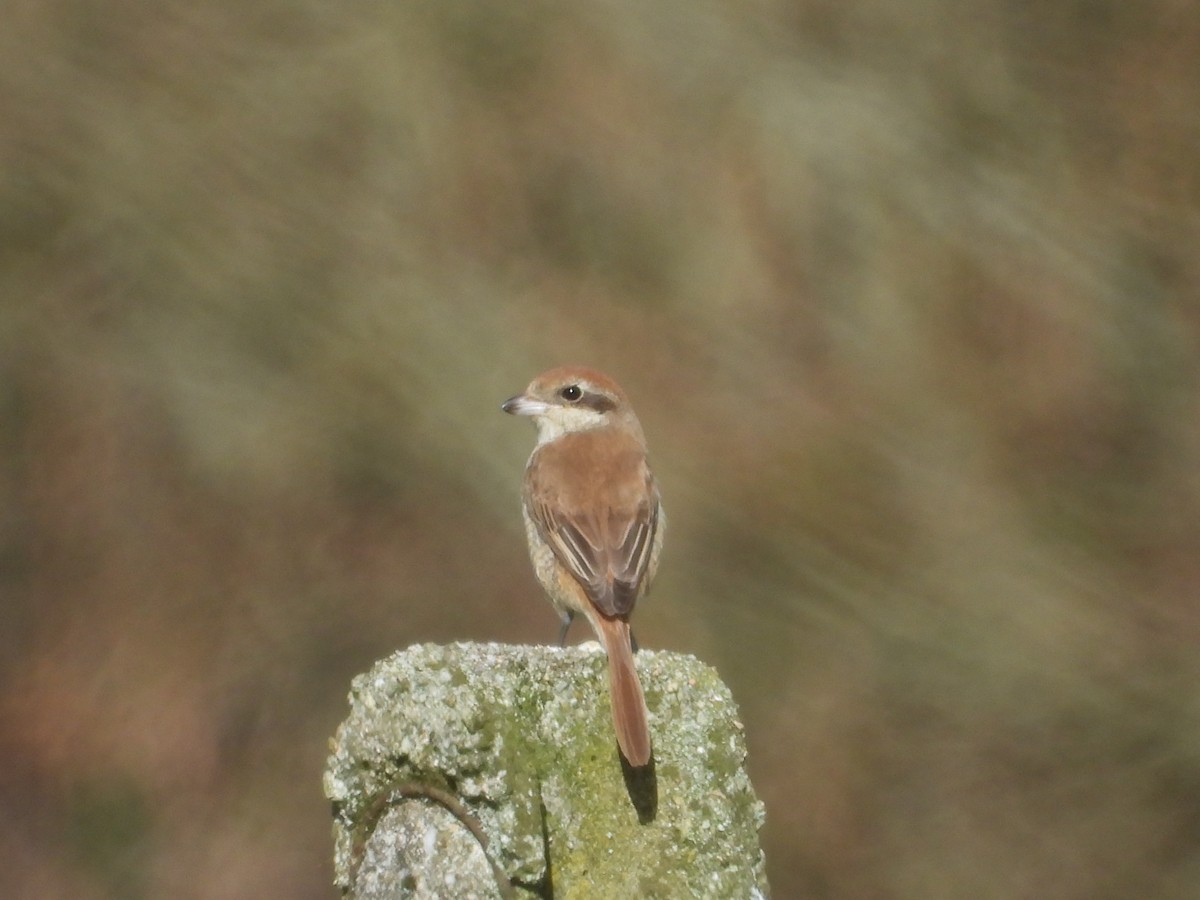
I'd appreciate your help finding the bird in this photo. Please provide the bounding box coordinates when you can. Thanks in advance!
[502,366,665,767]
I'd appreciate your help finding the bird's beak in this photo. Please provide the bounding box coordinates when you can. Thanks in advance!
[501,394,550,417]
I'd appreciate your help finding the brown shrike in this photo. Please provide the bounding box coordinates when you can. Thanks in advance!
[502,366,664,767]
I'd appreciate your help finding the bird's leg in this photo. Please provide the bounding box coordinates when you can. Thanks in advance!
[630,629,639,654]
[557,610,575,647]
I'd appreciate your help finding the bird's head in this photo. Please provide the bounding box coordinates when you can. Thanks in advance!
[502,366,642,445]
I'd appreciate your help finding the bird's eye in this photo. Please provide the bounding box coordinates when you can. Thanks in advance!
[560,385,582,402]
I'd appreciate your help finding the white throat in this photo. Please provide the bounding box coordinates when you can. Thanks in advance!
[533,407,608,445]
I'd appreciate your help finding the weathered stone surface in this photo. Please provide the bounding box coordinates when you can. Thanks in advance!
[325,642,768,898]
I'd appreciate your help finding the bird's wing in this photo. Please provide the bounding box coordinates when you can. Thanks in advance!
[527,460,661,618]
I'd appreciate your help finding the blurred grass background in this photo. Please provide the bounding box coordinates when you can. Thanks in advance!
[2,1,1199,897]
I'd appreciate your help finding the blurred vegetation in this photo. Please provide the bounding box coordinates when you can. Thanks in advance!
[2,1,1199,897]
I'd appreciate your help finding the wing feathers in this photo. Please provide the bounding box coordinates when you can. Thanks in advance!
[526,432,661,618]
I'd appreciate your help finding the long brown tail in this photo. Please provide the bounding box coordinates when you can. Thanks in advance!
[595,616,651,766]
